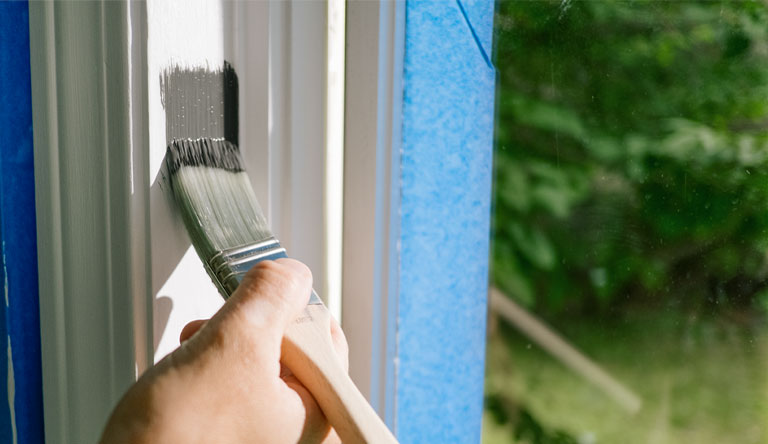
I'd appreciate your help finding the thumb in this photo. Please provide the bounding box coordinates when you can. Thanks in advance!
[214,258,312,345]
[172,258,312,374]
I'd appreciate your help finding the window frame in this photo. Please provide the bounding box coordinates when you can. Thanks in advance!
[29,1,370,441]
[28,1,495,442]
[343,0,405,423]
[29,2,150,442]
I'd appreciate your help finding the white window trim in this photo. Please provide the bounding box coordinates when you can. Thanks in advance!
[343,0,405,420]
[264,0,329,309]
[29,2,151,442]
[29,0,350,441]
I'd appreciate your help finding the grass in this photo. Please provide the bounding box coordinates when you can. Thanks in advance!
[483,310,768,444]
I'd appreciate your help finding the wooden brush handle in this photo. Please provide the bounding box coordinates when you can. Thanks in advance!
[282,304,399,444]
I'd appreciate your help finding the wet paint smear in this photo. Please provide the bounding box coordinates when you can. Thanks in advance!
[160,61,239,145]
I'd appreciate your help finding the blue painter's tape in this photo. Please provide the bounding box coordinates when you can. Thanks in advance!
[396,1,495,442]
[455,0,493,69]
[0,1,45,443]
[456,0,495,62]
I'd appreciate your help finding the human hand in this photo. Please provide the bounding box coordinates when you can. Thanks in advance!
[101,259,348,444]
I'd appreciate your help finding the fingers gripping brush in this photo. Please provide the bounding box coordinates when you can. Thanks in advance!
[167,138,399,444]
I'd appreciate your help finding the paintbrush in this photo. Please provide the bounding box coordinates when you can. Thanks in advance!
[166,137,398,444]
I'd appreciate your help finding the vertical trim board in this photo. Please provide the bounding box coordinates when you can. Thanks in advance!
[29,2,146,442]
[396,1,495,442]
[287,0,328,302]
[383,0,406,429]
[343,1,405,422]
[343,1,381,402]
[0,1,44,442]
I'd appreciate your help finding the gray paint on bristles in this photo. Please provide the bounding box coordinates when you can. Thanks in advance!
[166,139,272,259]
[166,138,244,176]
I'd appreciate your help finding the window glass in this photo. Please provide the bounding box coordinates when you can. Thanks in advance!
[485,2,768,443]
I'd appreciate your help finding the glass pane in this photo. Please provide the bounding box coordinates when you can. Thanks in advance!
[485,2,768,443]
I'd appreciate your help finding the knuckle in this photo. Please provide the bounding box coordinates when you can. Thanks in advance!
[261,259,312,292]
[237,259,312,303]
[285,260,313,290]
[205,319,231,349]
[238,261,280,294]
[279,271,308,298]
[251,259,281,276]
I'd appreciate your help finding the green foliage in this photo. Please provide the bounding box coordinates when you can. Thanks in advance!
[484,313,768,444]
[492,0,768,314]
[485,393,578,444]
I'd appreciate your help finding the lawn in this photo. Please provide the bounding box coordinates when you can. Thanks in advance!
[483,311,768,444]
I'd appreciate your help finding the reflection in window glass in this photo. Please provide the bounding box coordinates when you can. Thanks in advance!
[485,2,768,443]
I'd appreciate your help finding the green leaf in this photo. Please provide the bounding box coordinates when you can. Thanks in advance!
[509,223,556,270]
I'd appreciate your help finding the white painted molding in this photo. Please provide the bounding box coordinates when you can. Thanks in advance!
[324,0,347,323]
[29,1,336,441]
[28,1,150,443]
[343,0,405,422]
[232,0,270,223]
[268,0,329,307]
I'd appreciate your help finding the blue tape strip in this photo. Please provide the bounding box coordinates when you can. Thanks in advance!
[455,0,495,62]
[0,1,45,442]
[396,0,495,442]
[455,0,493,69]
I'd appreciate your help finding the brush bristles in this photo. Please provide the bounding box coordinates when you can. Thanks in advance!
[167,138,244,175]
[167,138,272,259]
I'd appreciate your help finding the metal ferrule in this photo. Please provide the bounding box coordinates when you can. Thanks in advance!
[206,237,322,304]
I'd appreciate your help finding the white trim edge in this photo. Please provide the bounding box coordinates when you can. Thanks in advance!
[343,0,405,423]
[29,2,150,442]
